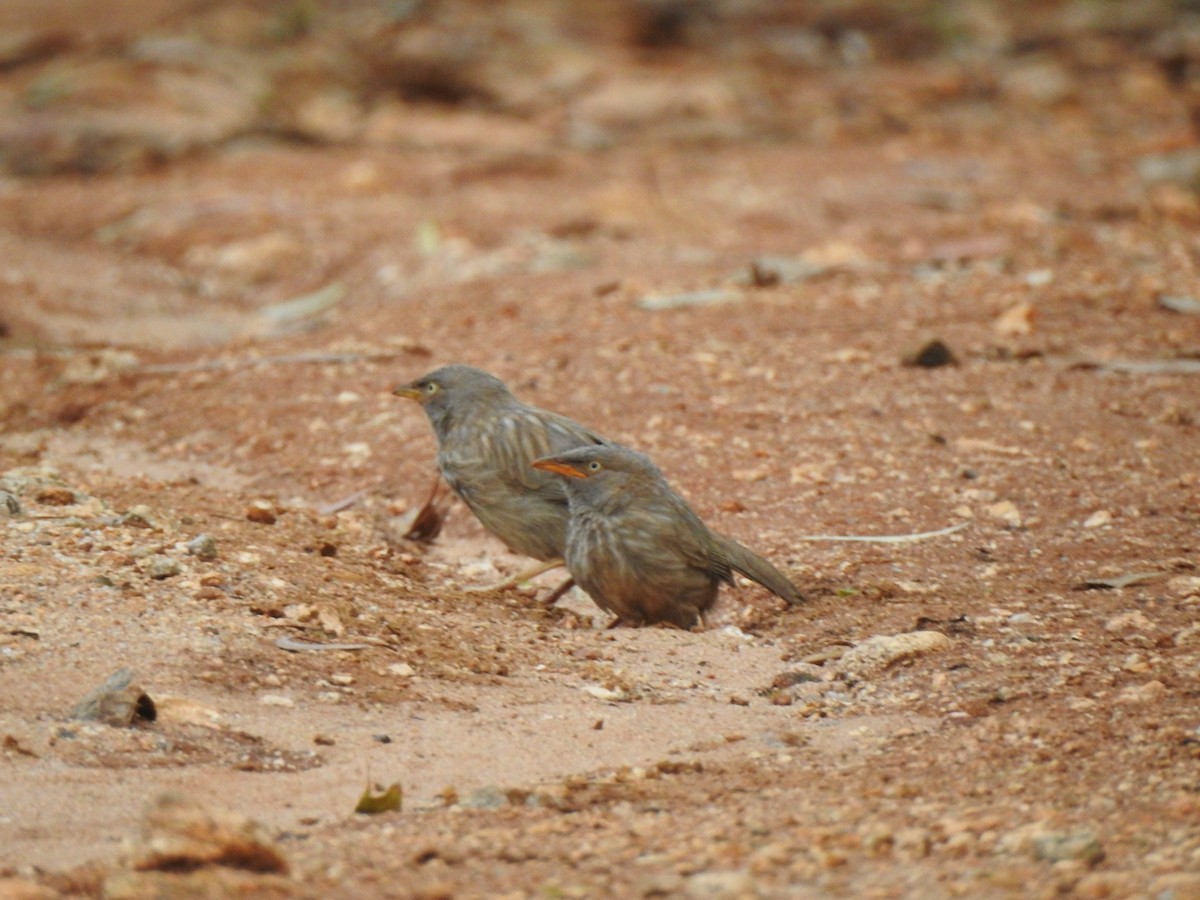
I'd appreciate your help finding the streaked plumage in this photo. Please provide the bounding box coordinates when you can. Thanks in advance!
[533,444,802,629]
[394,365,606,562]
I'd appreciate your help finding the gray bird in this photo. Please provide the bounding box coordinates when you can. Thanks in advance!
[393,365,607,588]
[532,443,802,629]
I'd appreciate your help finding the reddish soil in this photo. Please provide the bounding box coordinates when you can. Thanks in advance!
[1,1,1198,897]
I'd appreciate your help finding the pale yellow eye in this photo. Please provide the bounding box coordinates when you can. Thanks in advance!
[588,461,601,471]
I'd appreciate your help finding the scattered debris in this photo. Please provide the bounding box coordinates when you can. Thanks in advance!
[274,637,371,653]
[355,782,403,815]
[734,256,826,287]
[390,476,451,544]
[1077,571,1166,591]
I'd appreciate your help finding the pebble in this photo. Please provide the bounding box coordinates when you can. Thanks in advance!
[246,501,278,525]
[684,869,754,898]
[387,662,416,677]
[259,694,295,707]
[1115,680,1166,704]
[838,631,951,676]
[902,338,957,368]
[186,533,218,560]
[1104,611,1153,633]
[141,555,181,580]
[458,786,509,810]
[1082,510,1112,528]
[984,500,1023,527]
[1031,830,1105,866]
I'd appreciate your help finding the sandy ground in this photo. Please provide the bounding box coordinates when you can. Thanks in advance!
[1,1,1199,897]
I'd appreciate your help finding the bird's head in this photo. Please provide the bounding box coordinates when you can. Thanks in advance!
[532,444,659,506]
[393,364,511,431]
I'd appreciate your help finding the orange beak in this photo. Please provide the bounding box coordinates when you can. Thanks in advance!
[532,458,588,479]
[392,385,422,400]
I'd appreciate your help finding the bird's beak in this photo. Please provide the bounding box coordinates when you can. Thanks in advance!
[532,458,588,479]
[392,385,422,401]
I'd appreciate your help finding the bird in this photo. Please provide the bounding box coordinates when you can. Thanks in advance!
[532,443,802,629]
[393,364,608,593]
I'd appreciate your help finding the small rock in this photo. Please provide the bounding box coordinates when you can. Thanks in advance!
[458,786,509,810]
[246,500,277,525]
[58,349,140,385]
[895,827,932,860]
[117,505,158,529]
[141,555,181,580]
[119,792,288,874]
[1115,680,1167,705]
[33,486,76,506]
[1082,510,1112,528]
[994,301,1036,337]
[583,684,627,702]
[0,491,19,515]
[1031,831,1105,866]
[70,668,156,726]
[329,673,354,686]
[1104,611,1153,633]
[186,533,218,560]
[387,662,416,677]
[838,631,952,676]
[685,869,754,898]
[902,338,957,368]
[985,500,1022,527]
[259,694,295,708]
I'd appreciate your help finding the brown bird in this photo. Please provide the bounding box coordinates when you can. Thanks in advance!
[532,444,802,629]
[393,364,608,590]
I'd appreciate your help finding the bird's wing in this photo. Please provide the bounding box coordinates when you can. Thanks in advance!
[638,487,736,585]
[486,407,607,494]
[643,482,801,604]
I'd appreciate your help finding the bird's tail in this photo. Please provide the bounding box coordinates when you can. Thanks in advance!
[714,533,803,605]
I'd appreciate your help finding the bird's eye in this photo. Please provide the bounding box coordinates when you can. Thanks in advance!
[425,382,438,394]
[588,461,601,471]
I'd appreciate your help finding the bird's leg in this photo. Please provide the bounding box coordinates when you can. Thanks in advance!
[540,576,576,606]
[462,557,567,593]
